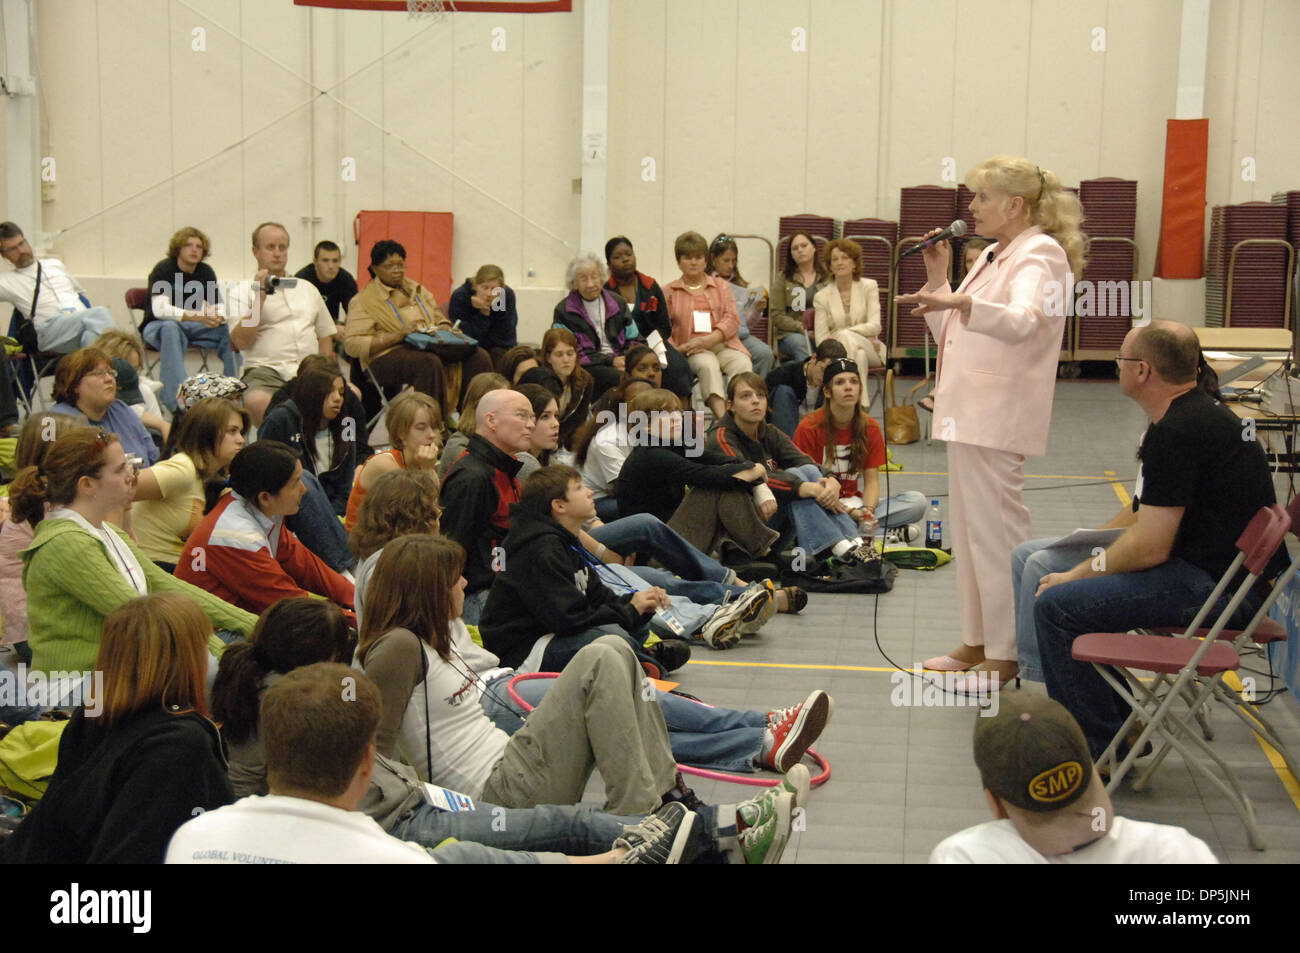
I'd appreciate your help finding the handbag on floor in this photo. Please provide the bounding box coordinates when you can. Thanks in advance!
[778,552,897,594]
[884,369,920,445]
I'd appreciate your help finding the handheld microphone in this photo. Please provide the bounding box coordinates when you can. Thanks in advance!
[899,220,968,259]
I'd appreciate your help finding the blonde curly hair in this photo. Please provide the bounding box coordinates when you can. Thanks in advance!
[966,156,1088,277]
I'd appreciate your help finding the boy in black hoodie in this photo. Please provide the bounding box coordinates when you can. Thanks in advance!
[480,466,775,674]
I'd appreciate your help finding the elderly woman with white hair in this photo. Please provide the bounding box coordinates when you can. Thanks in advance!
[551,252,640,397]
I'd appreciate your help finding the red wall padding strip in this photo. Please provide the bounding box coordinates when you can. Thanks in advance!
[1155,119,1209,279]
[354,210,455,304]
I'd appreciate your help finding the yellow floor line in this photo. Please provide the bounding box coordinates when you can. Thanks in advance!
[1105,469,1131,507]
[1220,671,1300,814]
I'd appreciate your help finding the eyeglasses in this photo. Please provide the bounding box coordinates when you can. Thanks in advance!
[1115,356,1143,368]
[511,411,537,423]
[86,368,118,380]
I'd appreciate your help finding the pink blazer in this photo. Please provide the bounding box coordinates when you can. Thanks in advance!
[925,226,1068,457]
[663,275,751,358]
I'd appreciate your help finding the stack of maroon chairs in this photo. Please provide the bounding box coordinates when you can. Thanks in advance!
[895,186,956,352]
[1073,178,1138,358]
[1205,202,1292,329]
[777,214,835,243]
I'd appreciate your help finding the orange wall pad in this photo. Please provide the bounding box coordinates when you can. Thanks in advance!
[1154,119,1209,279]
[354,211,455,304]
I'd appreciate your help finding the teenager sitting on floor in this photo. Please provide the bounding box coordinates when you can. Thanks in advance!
[345,389,444,530]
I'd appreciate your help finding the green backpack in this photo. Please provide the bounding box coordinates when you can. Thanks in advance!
[0,720,67,800]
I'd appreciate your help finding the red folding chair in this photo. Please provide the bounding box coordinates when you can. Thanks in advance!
[1071,503,1291,850]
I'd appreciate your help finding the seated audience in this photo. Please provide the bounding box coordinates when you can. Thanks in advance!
[50,347,159,466]
[1,594,236,863]
[192,658,704,864]
[663,230,753,421]
[142,226,238,412]
[94,329,170,443]
[929,694,1216,863]
[226,222,336,425]
[343,239,492,413]
[0,412,81,665]
[604,235,694,402]
[514,383,562,480]
[361,533,820,823]
[792,358,926,534]
[176,441,355,621]
[575,380,654,521]
[447,264,519,368]
[813,239,886,391]
[258,362,357,516]
[0,221,117,353]
[501,344,540,385]
[551,252,639,396]
[132,397,248,572]
[350,469,444,625]
[1032,322,1286,755]
[346,389,443,530]
[766,338,846,437]
[13,428,254,674]
[768,231,826,364]
[708,234,775,378]
[482,466,782,666]
[710,373,879,567]
[266,353,373,460]
[436,371,508,478]
[542,327,595,450]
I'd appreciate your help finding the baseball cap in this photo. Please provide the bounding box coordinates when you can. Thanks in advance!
[974,693,1113,855]
[110,358,144,406]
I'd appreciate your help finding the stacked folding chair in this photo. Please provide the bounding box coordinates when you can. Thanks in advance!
[1070,503,1293,850]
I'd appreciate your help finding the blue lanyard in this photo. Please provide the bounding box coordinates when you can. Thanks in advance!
[568,543,636,593]
[386,288,434,326]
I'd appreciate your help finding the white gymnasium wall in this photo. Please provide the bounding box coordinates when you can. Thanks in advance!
[11,0,1300,339]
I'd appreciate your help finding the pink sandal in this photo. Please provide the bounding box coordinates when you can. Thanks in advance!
[921,654,977,672]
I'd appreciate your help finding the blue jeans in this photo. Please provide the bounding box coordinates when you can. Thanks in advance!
[589,513,731,584]
[462,588,490,627]
[389,799,729,863]
[769,384,807,438]
[35,307,118,353]
[1035,558,1264,759]
[615,563,742,641]
[773,464,861,556]
[142,319,238,412]
[285,470,356,573]
[1012,537,1095,682]
[594,495,620,522]
[508,674,768,774]
[777,333,811,364]
[873,490,928,529]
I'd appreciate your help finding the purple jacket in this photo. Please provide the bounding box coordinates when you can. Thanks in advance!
[550,289,639,366]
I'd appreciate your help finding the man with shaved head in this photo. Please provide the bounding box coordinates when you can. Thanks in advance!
[1032,321,1287,758]
[440,386,536,624]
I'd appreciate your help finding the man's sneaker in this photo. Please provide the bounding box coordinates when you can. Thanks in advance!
[779,763,811,808]
[615,802,696,865]
[739,580,777,634]
[736,787,795,864]
[661,770,706,812]
[699,583,772,648]
[646,638,691,673]
[761,690,832,772]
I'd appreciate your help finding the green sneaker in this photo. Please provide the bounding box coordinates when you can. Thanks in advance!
[736,787,794,865]
[779,763,811,808]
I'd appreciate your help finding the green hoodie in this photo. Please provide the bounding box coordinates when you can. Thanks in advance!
[20,517,256,674]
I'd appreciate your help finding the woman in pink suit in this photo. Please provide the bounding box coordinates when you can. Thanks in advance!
[896,156,1086,688]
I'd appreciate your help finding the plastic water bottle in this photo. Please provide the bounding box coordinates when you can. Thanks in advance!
[926,499,943,549]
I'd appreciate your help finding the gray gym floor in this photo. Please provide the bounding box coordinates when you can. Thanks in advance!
[583,376,1300,863]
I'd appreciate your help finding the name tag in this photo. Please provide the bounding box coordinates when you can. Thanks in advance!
[692,310,712,334]
[422,784,476,813]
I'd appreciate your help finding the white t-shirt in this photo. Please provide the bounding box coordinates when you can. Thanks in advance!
[584,297,611,354]
[166,795,436,864]
[226,279,335,381]
[0,258,86,321]
[929,816,1218,864]
[581,424,629,498]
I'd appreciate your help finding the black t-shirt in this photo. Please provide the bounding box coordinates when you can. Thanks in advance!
[143,259,220,326]
[1135,390,1287,584]
[295,265,359,324]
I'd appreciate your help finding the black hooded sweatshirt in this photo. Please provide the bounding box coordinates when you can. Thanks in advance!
[478,504,650,670]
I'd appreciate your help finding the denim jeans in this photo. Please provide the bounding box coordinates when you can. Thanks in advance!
[741,330,776,378]
[769,384,809,438]
[589,513,730,584]
[873,490,928,529]
[773,464,862,556]
[1012,537,1095,682]
[594,495,620,523]
[34,307,118,353]
[142,319,238,411]
[285,470,356,573]
[1035,557,1263,759]
[778,333,811,364]
[389,798,727,863]
[462,588,490,627]
[509,673,768,774]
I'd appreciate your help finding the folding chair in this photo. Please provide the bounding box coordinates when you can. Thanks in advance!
[125,287,215,380]
[7,309,62,411]
[800,306,885,413]
[362,362,407,432]
[1071,503,1290,850]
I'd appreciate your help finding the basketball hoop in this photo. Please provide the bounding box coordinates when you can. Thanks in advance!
[407,0,447,20]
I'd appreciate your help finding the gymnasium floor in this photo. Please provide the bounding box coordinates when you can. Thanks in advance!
[582,376,1300,863]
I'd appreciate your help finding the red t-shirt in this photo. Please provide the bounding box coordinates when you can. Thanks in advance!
[791,408,885,501]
